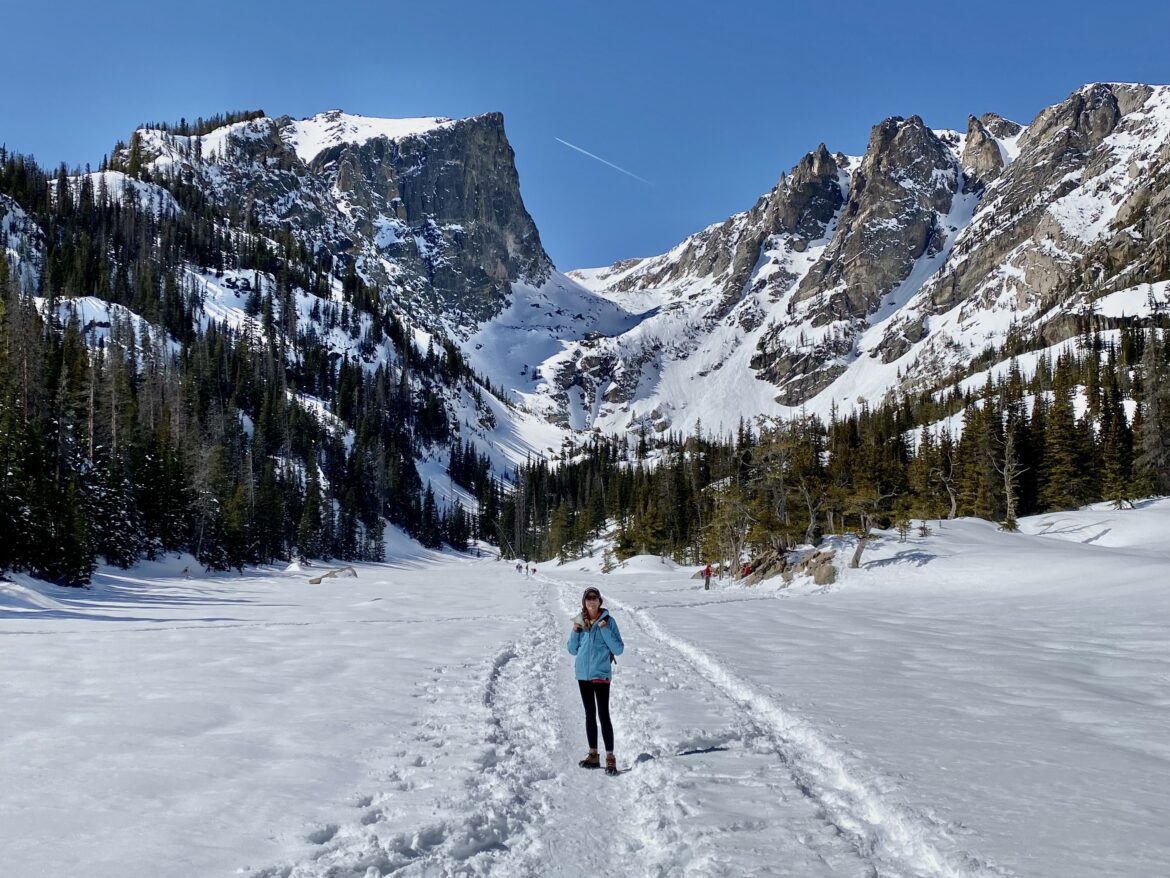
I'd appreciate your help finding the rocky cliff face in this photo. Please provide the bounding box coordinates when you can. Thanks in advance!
[563,82,1170,435]
[960,113,1021,192]
[751,116,964,402]
[797,115,958,318]
[136,110,552,330]
[877,83,1170,372]
[300,111,550,323]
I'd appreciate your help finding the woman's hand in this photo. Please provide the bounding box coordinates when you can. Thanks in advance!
[598,619,608,628]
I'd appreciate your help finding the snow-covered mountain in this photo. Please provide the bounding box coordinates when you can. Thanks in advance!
[561,83,1170,436]
[5,84,1168,483]
[130,109,554,329]
[2,108,614,477]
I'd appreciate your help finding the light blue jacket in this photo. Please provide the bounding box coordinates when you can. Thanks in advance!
[567,608,625,681]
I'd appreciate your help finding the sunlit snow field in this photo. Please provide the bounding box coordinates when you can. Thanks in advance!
[1,503,1168,877]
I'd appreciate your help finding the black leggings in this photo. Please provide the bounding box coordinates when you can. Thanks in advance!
[578,680,614,752]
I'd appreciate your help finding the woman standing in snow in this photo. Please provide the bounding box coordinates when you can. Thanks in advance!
[567,586,625,775]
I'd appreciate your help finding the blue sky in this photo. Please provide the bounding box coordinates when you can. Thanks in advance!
[5,0,1169,270]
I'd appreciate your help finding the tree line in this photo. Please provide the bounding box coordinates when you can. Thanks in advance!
[497,325,1170,571]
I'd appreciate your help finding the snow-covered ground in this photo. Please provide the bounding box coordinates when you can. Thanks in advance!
[1,505,1168,877]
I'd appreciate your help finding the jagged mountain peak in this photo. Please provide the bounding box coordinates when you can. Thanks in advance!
[557,82,1170,436]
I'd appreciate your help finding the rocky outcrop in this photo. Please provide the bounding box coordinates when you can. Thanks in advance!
[961,115,1005,192]
[307,112,551,322]
[766,144,844,241]
[795,116,959,319]
[134,110,552,329]
[734,548,837,586]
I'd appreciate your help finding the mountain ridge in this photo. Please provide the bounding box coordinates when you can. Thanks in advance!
[557,81,1170,435]
[3,84,1169,581]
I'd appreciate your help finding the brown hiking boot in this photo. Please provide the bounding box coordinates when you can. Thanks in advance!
[605,753,618,775]
[578,750,600,769]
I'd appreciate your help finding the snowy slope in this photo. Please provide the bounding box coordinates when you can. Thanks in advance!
[67,170,182,216]
[462,270,646,427]
[2,502,1167,877]
[35,295,183,359]
[281,110,457,163]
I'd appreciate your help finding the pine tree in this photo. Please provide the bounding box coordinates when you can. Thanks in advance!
[956,400,1001,519]
[419,485,442,549]
[1135,329,1170,494]
[1099,368,1135,508]
[41,479,96,586]
[297,457,325,561]
[1039,359,1085,510]
[126,132,145,179]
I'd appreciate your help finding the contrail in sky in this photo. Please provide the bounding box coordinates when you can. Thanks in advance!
[554,137,653,185]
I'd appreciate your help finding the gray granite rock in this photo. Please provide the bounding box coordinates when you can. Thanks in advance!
[961,115,1004,192]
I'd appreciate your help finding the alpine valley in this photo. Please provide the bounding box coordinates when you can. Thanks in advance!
[2,82,1170,582]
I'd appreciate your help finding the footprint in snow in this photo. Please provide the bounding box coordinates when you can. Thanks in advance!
[305,823,339,845]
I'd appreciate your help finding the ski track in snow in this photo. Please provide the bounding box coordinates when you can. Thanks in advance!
[545,579,867,878]
[583,582,1013,878]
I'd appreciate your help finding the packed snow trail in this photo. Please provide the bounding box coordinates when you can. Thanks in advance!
[539,574,1013,878]
[251,569,1010,878]
[251,572,880,877]
[545,577,872,877]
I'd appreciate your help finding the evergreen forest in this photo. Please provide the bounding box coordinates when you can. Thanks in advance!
[2,141,1169,586]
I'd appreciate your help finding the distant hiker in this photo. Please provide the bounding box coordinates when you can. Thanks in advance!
[530,565,537,576]
[703,563,712,590]
[567,586,625,775]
